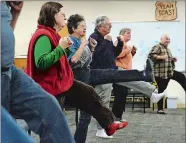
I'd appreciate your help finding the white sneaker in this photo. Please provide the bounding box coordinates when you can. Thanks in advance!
[96,129,114,139]
[120,118,127,122]
[151,90,167,103]
[115,118,127,122]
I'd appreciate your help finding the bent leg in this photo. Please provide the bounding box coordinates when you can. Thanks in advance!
[10,66,75,143]
[63,80,114,129]
[1,106,36,143]
[172,70,186,92]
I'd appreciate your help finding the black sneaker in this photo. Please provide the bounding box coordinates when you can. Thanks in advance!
[143,59,155,82]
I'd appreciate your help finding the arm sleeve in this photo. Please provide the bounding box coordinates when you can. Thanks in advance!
[67,44,78,61]
[148,45,161,61]
[89,34,113,57]
[34,36,65,70]
[114,39,123,57]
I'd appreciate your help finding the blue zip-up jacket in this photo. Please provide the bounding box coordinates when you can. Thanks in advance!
[89,29,123,69]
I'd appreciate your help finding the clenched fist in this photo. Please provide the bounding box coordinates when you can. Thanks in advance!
[104,34,112,41]
[89,37,97,50]
[81,38,89,47]
[59,37,73,50]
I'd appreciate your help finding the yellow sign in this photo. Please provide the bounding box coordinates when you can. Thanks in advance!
[155,1,177,21]
[58,25,70,38]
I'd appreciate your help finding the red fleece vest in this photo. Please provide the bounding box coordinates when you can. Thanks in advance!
[25,25,74,96]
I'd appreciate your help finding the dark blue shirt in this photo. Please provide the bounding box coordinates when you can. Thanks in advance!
[89,29,123,69]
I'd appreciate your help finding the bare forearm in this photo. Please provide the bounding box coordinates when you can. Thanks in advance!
[10,10,21,30]
[71,45,85,62]
[6,1,24,30]
[154,55,162,60]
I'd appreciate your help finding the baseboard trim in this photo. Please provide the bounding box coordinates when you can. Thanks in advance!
[177,104,185,108]
[150,103,185,108]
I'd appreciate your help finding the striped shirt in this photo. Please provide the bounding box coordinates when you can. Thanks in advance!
[148,43,175,79]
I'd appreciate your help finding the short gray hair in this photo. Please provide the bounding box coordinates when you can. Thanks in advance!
[119,28,131,35]
[95,15,109,29]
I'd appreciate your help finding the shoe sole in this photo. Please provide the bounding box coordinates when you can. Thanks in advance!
[157,112,166,114]
[96,135,114,139]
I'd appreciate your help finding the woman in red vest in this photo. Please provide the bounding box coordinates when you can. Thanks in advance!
[26,2,130,137]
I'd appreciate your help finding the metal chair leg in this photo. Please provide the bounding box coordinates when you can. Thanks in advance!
[143,96,146,113]
[132,94,134,110]
[153,103,154,111]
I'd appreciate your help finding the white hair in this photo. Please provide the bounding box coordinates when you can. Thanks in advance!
[160,33,170,40]
[95,15,109,29]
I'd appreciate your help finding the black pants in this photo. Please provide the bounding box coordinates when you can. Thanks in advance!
[156,70,186,110]
[112,84,128,119]
[57,80,114,129]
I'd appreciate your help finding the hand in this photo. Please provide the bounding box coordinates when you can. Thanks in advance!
[89,37,97,49]
[81,38,88,47]
[7,1,24,12]
[117,35,124,41]
[71,56,78,63]
[173,57,177,62]
[123,43,132,51]
[131,46,137,56]
[169,57,177,62]
[59,37,73,50]
[128,46,133,51]
[113,40,118,47]
[104,34,112,41]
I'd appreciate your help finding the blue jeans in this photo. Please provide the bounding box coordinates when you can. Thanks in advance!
[1,65,75,143]
[1,106,35,143]
[73,68,92,143]
[90,69,144,85]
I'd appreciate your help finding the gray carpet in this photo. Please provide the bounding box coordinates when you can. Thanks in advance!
[19,108,185,143]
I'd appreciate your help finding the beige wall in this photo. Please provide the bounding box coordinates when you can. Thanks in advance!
[14,1,185,56]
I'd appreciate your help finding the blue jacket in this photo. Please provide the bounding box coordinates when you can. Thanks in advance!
[89,29,123,69]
